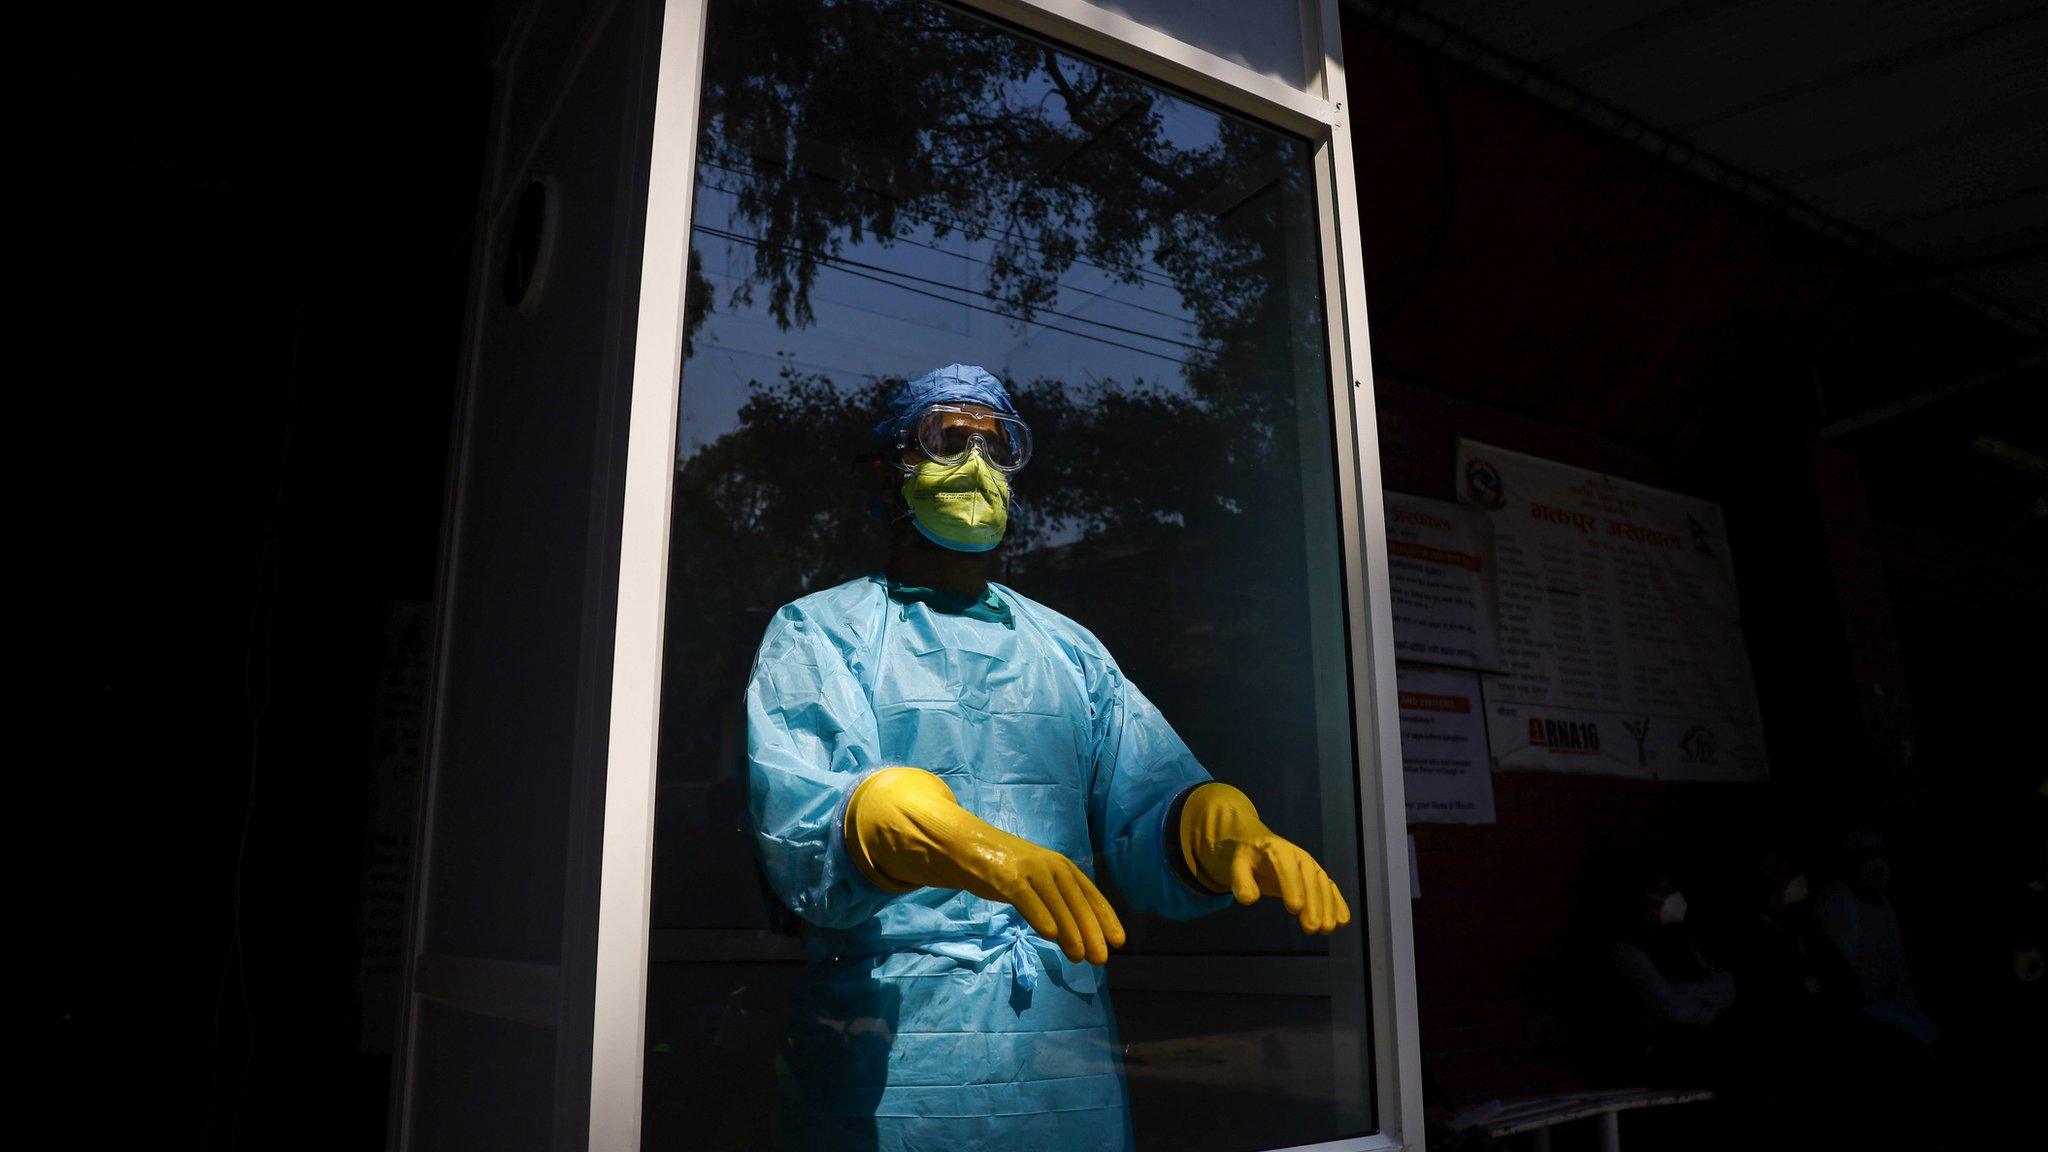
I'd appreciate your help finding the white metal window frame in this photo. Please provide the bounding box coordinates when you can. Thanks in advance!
[588,1,1422,1149]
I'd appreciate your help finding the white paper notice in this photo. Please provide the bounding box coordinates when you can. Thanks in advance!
[1456,440,1768,781]
[1385,491,1503,671]
[1397,664,1497,824]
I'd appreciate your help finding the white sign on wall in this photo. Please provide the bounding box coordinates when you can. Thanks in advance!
[1455,439,1769,782]
[1384,491,1502,672]
[1397,664,1497,824]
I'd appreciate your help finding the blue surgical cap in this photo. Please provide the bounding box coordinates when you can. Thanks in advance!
[871,363,1020,448]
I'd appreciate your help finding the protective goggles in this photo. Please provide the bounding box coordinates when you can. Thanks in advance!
[891,403,1033,473]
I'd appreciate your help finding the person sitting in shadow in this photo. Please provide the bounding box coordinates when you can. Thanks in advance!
[1593,862,1739,1089]
[1806,827,1947,1147]
[1811,829,1938,1051]
[1701,847,1848,1142]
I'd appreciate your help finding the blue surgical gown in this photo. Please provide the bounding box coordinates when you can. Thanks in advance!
[747,575,1232,1151]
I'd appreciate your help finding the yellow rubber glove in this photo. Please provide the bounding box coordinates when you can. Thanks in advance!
[844,767,1127,964]
[1180,782,1352,935]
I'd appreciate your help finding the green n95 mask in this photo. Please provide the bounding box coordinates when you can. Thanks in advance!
[902,451,1010,552]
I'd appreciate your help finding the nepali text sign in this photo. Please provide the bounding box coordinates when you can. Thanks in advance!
[1397,665,1497,824]
[1385,491,1502,672]
[1455,440,1768,781]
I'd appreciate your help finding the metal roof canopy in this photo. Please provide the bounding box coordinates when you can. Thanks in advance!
[1345,0,2047,343]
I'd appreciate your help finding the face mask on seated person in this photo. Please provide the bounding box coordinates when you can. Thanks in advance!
[1781,874,1809,907]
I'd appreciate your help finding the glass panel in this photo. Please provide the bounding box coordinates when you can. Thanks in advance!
[1092,0,1312,88]
[646,1,1369,1147]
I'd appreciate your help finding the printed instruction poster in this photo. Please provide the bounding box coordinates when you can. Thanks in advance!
[1385,491,1503,672]
[1397,664,1497,824]
[1456,439,1769,782]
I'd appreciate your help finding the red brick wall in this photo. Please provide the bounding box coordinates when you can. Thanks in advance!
[1342,1,2041,1122]
[1377,376,1777,1103]
[1411,777,1767,1103]
[1338,11,1882,1106]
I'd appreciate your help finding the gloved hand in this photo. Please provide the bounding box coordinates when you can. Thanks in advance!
[1180,782,1351,934]
[845,767,1126,964]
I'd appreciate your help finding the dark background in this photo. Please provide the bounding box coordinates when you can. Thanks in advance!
[64,2,2042,1148]
[1338,18,2045,1139]
[1342,8,2045,1111]
[69,4,494,1146]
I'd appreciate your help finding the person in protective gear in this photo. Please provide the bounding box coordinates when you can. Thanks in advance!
[747,363,1351,1151]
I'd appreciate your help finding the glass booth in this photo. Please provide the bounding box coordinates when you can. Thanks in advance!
[397,3,1418,1150]
[646,1,1368,1148]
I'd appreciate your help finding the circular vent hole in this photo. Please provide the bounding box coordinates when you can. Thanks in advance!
[503,179,556,310]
